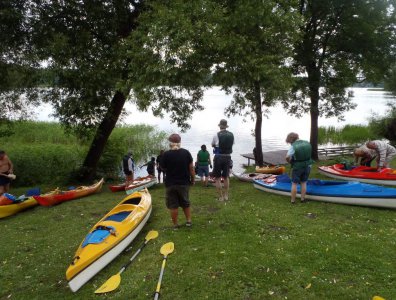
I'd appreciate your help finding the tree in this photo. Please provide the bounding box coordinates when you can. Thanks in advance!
[22,1,205,181]
[290,0,396,159]
[0,0,40,132]
[125,0,301,167]
[384,65,396,95]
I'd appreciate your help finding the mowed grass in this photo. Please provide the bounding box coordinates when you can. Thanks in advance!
[1,162,396,300]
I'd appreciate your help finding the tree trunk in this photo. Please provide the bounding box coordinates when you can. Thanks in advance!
[78,90,128,181]
[253,82,264,166]
[307,65,320,160]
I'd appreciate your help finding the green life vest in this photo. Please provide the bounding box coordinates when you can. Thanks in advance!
[197,150,209,166]
[291,140,313,169]
[218,130,234,154]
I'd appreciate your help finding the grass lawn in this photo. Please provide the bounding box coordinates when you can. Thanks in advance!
[1,161,395,299]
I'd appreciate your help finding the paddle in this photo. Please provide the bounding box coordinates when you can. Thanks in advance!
[94,230,159,294]
[153,242,175,300]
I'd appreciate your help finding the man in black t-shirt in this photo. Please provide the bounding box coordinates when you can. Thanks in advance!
[160,134,195,228]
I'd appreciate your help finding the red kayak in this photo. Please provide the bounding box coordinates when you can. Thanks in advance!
[108,183,126,192]
[34,179,104,206]
[318,164,396,186]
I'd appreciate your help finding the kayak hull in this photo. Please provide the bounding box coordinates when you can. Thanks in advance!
[253,175,396,209]
[66,189,152,291]
[108,183,126,192]
[34,179,104,206]
[0,197,38,218]
[318,164,396,186]
[232,171,272,182]
[255,165,285,175]
[125,176,157,195]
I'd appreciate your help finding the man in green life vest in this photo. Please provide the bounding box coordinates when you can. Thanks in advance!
[212,119,234,201]
[285,132,313,204]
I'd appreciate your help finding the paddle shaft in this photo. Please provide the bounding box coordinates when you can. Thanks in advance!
[119,240,149,275]
[153,256,168,300]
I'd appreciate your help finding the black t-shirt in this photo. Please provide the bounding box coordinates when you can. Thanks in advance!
[160,148,193,187]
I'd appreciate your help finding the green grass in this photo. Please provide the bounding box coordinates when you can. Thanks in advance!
[1,162,396,299]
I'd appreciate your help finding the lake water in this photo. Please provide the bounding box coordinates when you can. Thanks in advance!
[37,87,395,174]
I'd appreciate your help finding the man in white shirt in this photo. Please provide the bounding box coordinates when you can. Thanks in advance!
[366,140,396,169]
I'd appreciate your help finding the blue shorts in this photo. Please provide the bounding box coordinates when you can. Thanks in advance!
[197,165,209,177]
[213,155,231,178]
[291,166,311,184]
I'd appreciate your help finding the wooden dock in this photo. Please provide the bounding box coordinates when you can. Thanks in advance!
[242,146,357,166]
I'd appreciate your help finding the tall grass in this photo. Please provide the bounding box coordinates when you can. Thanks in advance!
[1,121,167,187]
[318,124,377,145]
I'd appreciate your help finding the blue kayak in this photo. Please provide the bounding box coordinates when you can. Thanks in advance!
[253,174,396,209]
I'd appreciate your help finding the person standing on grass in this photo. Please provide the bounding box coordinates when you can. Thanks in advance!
[285,132,313,204]
[196,145,212,187]
[160,133,195,228]
[142,157,156,177]
[156,150,165,183]
[211,119,234,201]
[366,140,396,170]
[122,151,135,186]
[0,150,14,195]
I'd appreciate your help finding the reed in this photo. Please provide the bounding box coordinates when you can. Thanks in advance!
[1,121,167,186]
[318,124,377,145]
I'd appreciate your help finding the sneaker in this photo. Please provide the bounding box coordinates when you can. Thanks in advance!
[301,199,307,203]
[224,195,229,201]
[217,196,224,202]
[186,221,192,227]
[173,224,180,230]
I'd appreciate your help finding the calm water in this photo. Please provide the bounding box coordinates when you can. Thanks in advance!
[37,87,395,174]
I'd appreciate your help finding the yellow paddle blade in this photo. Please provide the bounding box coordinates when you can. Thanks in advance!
[146,230,159,241]
[94,274,121,294]
[372,296,386,300]
[160,242,175,256]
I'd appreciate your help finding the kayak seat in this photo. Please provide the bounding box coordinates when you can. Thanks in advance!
[82,226,116,248]
[25,187,41,197]
[123,197,142,205]
[105,211,131,222]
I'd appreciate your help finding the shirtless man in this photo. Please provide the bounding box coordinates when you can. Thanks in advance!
[0,150,14,195]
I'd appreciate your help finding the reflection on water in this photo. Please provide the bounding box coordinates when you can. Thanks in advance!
[36,87,395,174]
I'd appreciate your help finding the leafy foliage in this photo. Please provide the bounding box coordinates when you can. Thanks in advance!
[290,0,396,158]
[1,121,167,185]
[318,125,377,145]
[384,65,396,96]
[368,103,396,144]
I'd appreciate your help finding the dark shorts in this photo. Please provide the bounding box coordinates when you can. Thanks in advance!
[124,170,132,176]
[291,166,311,184]
[165,185,190,209]
[197,165,209,177]
[0,176,11,186]
[213,155,231,178]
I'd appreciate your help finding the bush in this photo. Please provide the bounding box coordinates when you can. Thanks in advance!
[9,143,85,186]
[1,121,167,186]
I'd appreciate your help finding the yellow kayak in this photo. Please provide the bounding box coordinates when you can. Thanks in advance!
[0,197,38,219]
[255,165,286,175]
[66,188,152,292]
